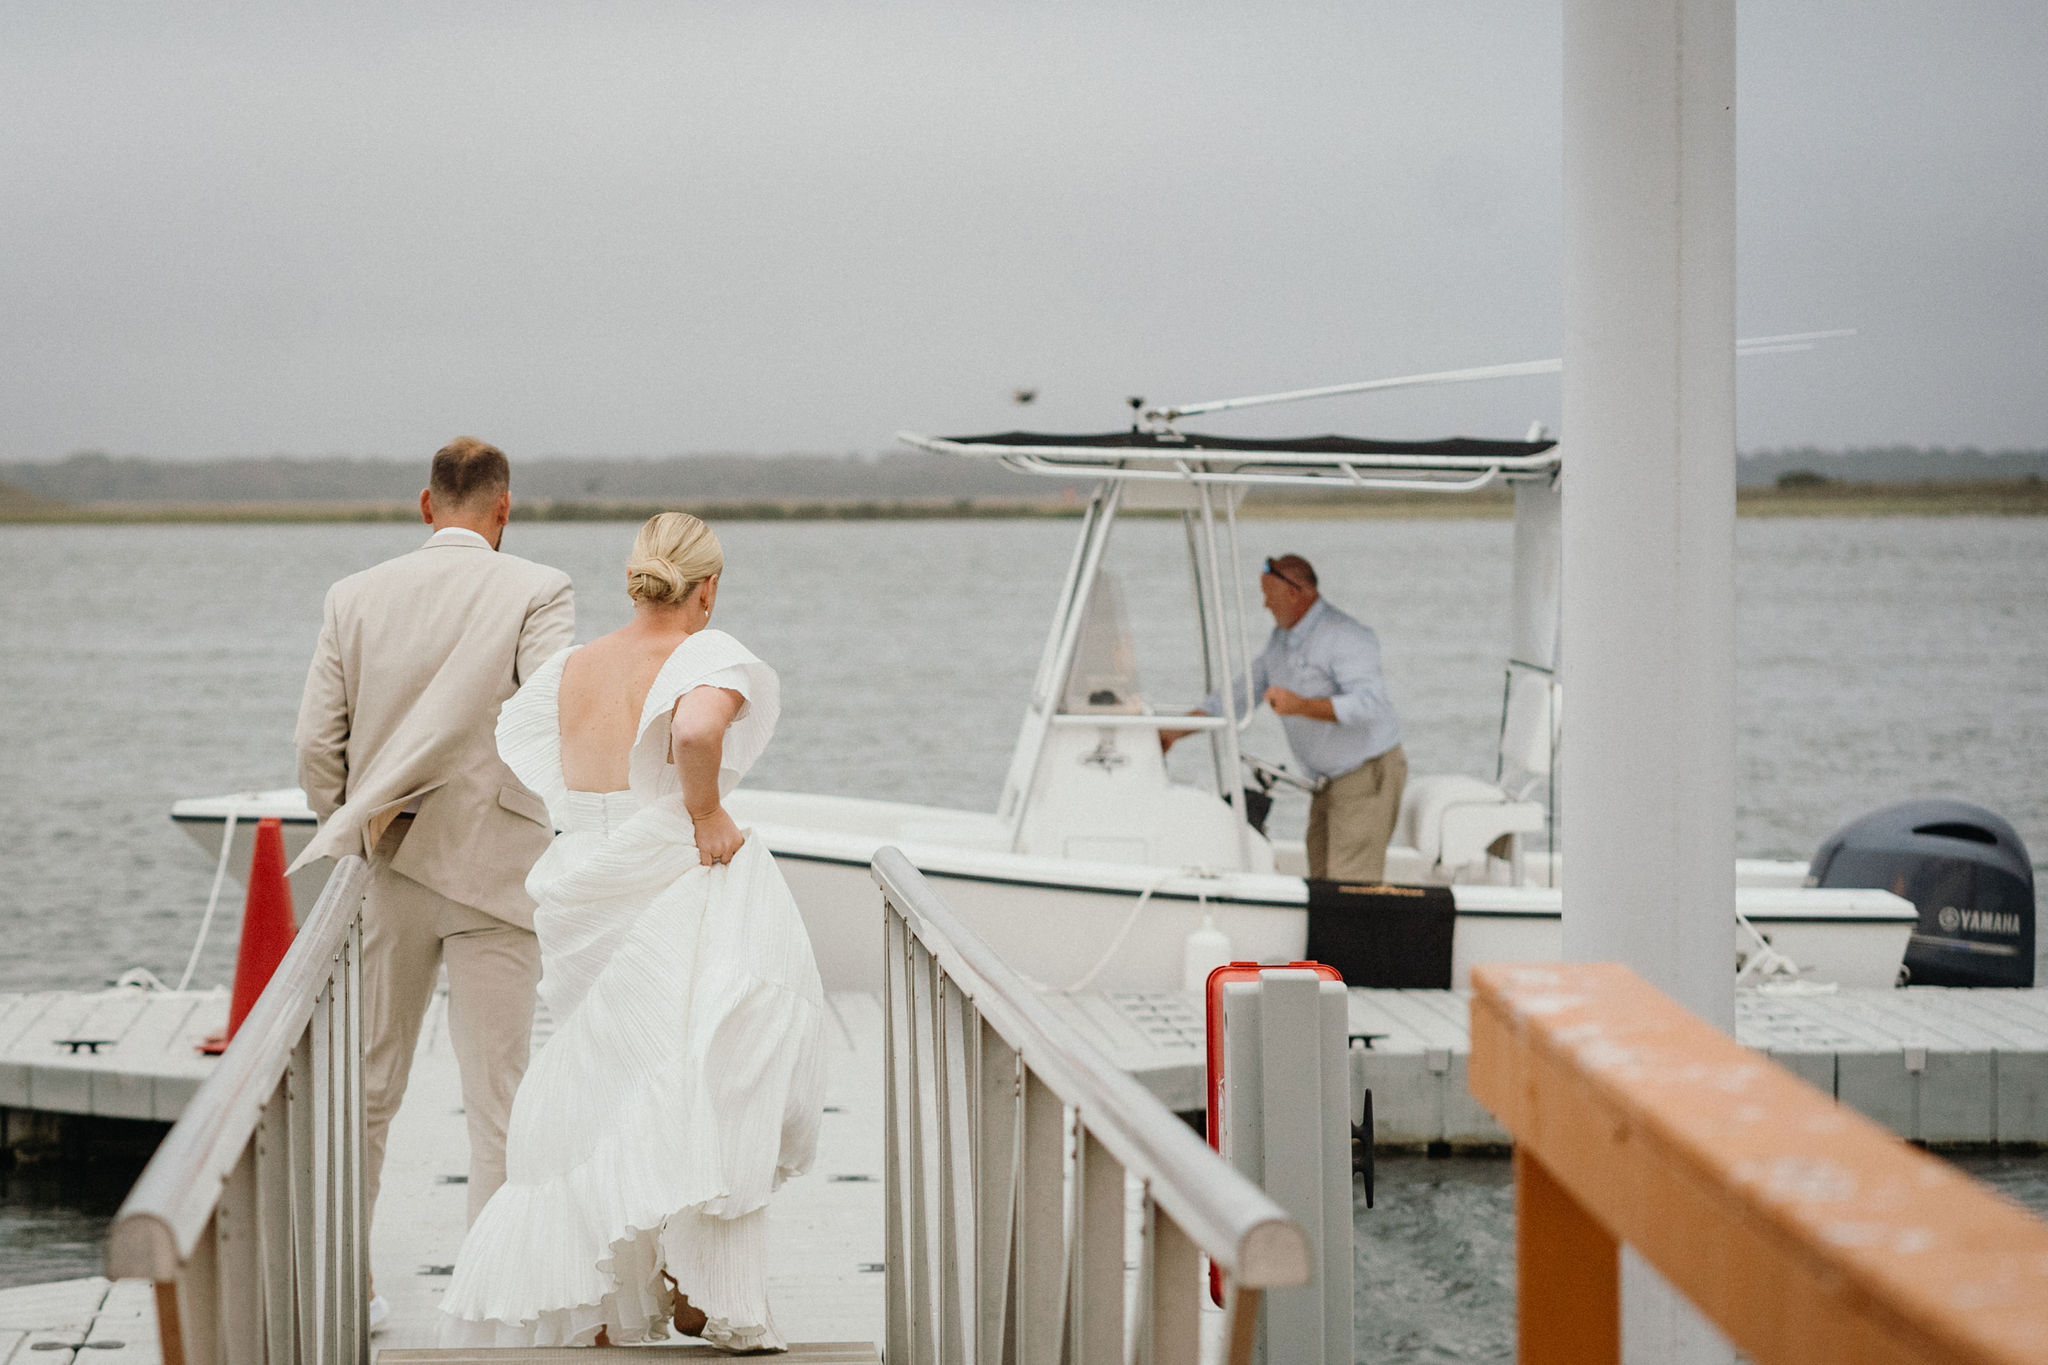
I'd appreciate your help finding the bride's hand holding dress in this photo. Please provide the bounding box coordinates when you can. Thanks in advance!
[671,686,746,867]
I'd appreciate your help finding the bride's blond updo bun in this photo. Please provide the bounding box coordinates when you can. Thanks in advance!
[626,511,724,606]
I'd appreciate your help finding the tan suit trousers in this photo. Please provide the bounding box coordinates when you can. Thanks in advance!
[362,819,541,1227]
[1306,744,1408,883]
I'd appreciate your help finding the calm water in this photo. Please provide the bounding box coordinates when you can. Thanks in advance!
[2,516,2045,1338]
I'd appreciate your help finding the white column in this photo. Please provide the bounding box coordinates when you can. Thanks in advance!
[1560,0,1736,1029]
[1560,0,1738,1360]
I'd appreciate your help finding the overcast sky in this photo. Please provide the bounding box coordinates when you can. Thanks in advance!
[4,2,2043,461]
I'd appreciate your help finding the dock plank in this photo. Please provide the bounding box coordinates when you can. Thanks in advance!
[382,1345,878,1363]
[0,1278,121,1365]
[79,1280,157,1365]
[0,1279,155,1365]
[0,1276,109,1330]
[0,990,223,1122]
[0,995,61,1053]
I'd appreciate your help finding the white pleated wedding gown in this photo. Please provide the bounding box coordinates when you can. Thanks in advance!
[440,629,825,1350]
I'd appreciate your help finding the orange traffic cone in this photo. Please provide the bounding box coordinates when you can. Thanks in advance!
[199,816,299,1055]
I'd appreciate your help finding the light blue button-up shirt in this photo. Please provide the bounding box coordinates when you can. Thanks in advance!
[1198,597,1401,781]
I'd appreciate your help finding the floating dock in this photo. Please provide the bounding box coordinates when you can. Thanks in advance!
[1046,985,2048,1149]
[0,1277,157,1365]
[0,990,222,1138]
[8,982,2048,1159]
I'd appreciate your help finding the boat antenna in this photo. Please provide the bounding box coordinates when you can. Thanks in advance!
[1145,329,1855,425]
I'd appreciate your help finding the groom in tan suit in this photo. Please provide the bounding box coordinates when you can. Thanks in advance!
[293,437,573,1275]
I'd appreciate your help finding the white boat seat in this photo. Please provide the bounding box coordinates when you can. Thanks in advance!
[1396,773,1546,877]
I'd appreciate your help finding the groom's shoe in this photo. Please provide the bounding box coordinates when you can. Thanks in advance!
[368,1294,390,1334]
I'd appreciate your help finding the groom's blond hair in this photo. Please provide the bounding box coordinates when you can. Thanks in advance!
[627,512,724,606]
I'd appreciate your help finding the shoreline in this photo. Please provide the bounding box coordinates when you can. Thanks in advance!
[2,480,2045,524]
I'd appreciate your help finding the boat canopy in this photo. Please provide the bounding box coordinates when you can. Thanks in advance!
[932,429,1554,457]
[899,428,1560,491]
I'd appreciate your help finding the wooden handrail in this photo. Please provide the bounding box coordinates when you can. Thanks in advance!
[108,855,370,1280]
[1469,962,2048,1365]
[873,847,1309,1290]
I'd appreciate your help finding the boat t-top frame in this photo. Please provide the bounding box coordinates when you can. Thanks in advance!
[899,420,1562,863]
[898,332,1847,864]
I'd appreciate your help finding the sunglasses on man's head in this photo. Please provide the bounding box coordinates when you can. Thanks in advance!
[1264,558,1311,592]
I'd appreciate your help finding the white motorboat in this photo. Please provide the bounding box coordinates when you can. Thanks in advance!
[172,392,1930,995]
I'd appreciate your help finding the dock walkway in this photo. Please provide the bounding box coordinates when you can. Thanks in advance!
[371,987,886,1351]
[1,981,887,1363]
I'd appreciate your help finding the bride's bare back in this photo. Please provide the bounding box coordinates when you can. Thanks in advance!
[557,629,687,794]
[555,531,745,865]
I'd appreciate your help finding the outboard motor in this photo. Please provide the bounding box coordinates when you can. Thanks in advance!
[1809,799,2035,987]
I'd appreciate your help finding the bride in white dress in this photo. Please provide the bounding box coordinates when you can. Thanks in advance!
[441,512,825,1350]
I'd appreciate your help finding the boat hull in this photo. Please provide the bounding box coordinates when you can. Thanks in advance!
[171,788,1917,996]
[762,839,1913,995]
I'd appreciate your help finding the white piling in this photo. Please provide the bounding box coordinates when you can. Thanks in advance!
[1560,0,1739,1358]
[1559,0,1738,1034]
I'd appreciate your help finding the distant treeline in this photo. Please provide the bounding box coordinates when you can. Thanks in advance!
[1736,446,2048,486]
[2,445,2043,509]
[0,450,1061,506]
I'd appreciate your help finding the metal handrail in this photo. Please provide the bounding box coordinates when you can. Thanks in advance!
[872,855,1302,1358]
[108,854,371,1365]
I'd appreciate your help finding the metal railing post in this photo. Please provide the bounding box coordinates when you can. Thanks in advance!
[252,1087,293,1359]
[973,1019,1019,1365]
[937,978,975,1365]
[343,916,366,1363]
[217,1147,260,1364]
[884,906,916,1365]
[1138,1201,1199,1365]
[288,1029,317,1365]
[1014,1068,1064,1365]
[1066,1127,1123,1363]
[107,855,371,1365]
[873,848,1309,1365]
[908,940,940,1363]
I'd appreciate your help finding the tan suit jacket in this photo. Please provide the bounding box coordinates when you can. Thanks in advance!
[292,536,575,928]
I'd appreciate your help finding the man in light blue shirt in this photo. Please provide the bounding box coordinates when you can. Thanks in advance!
[1164,554,1407,881]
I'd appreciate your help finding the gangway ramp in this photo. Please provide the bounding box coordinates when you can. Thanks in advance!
[382,1346,875,1363]
[368,988,888,1350]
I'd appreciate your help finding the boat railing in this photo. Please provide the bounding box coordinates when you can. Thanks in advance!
[107,854,372,1365]
[1469,961,2048,1364]
[873,847,1310,1365]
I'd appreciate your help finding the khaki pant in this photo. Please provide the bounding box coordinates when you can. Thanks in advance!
[361,820,541,1228]
[1306,744,1407,883]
